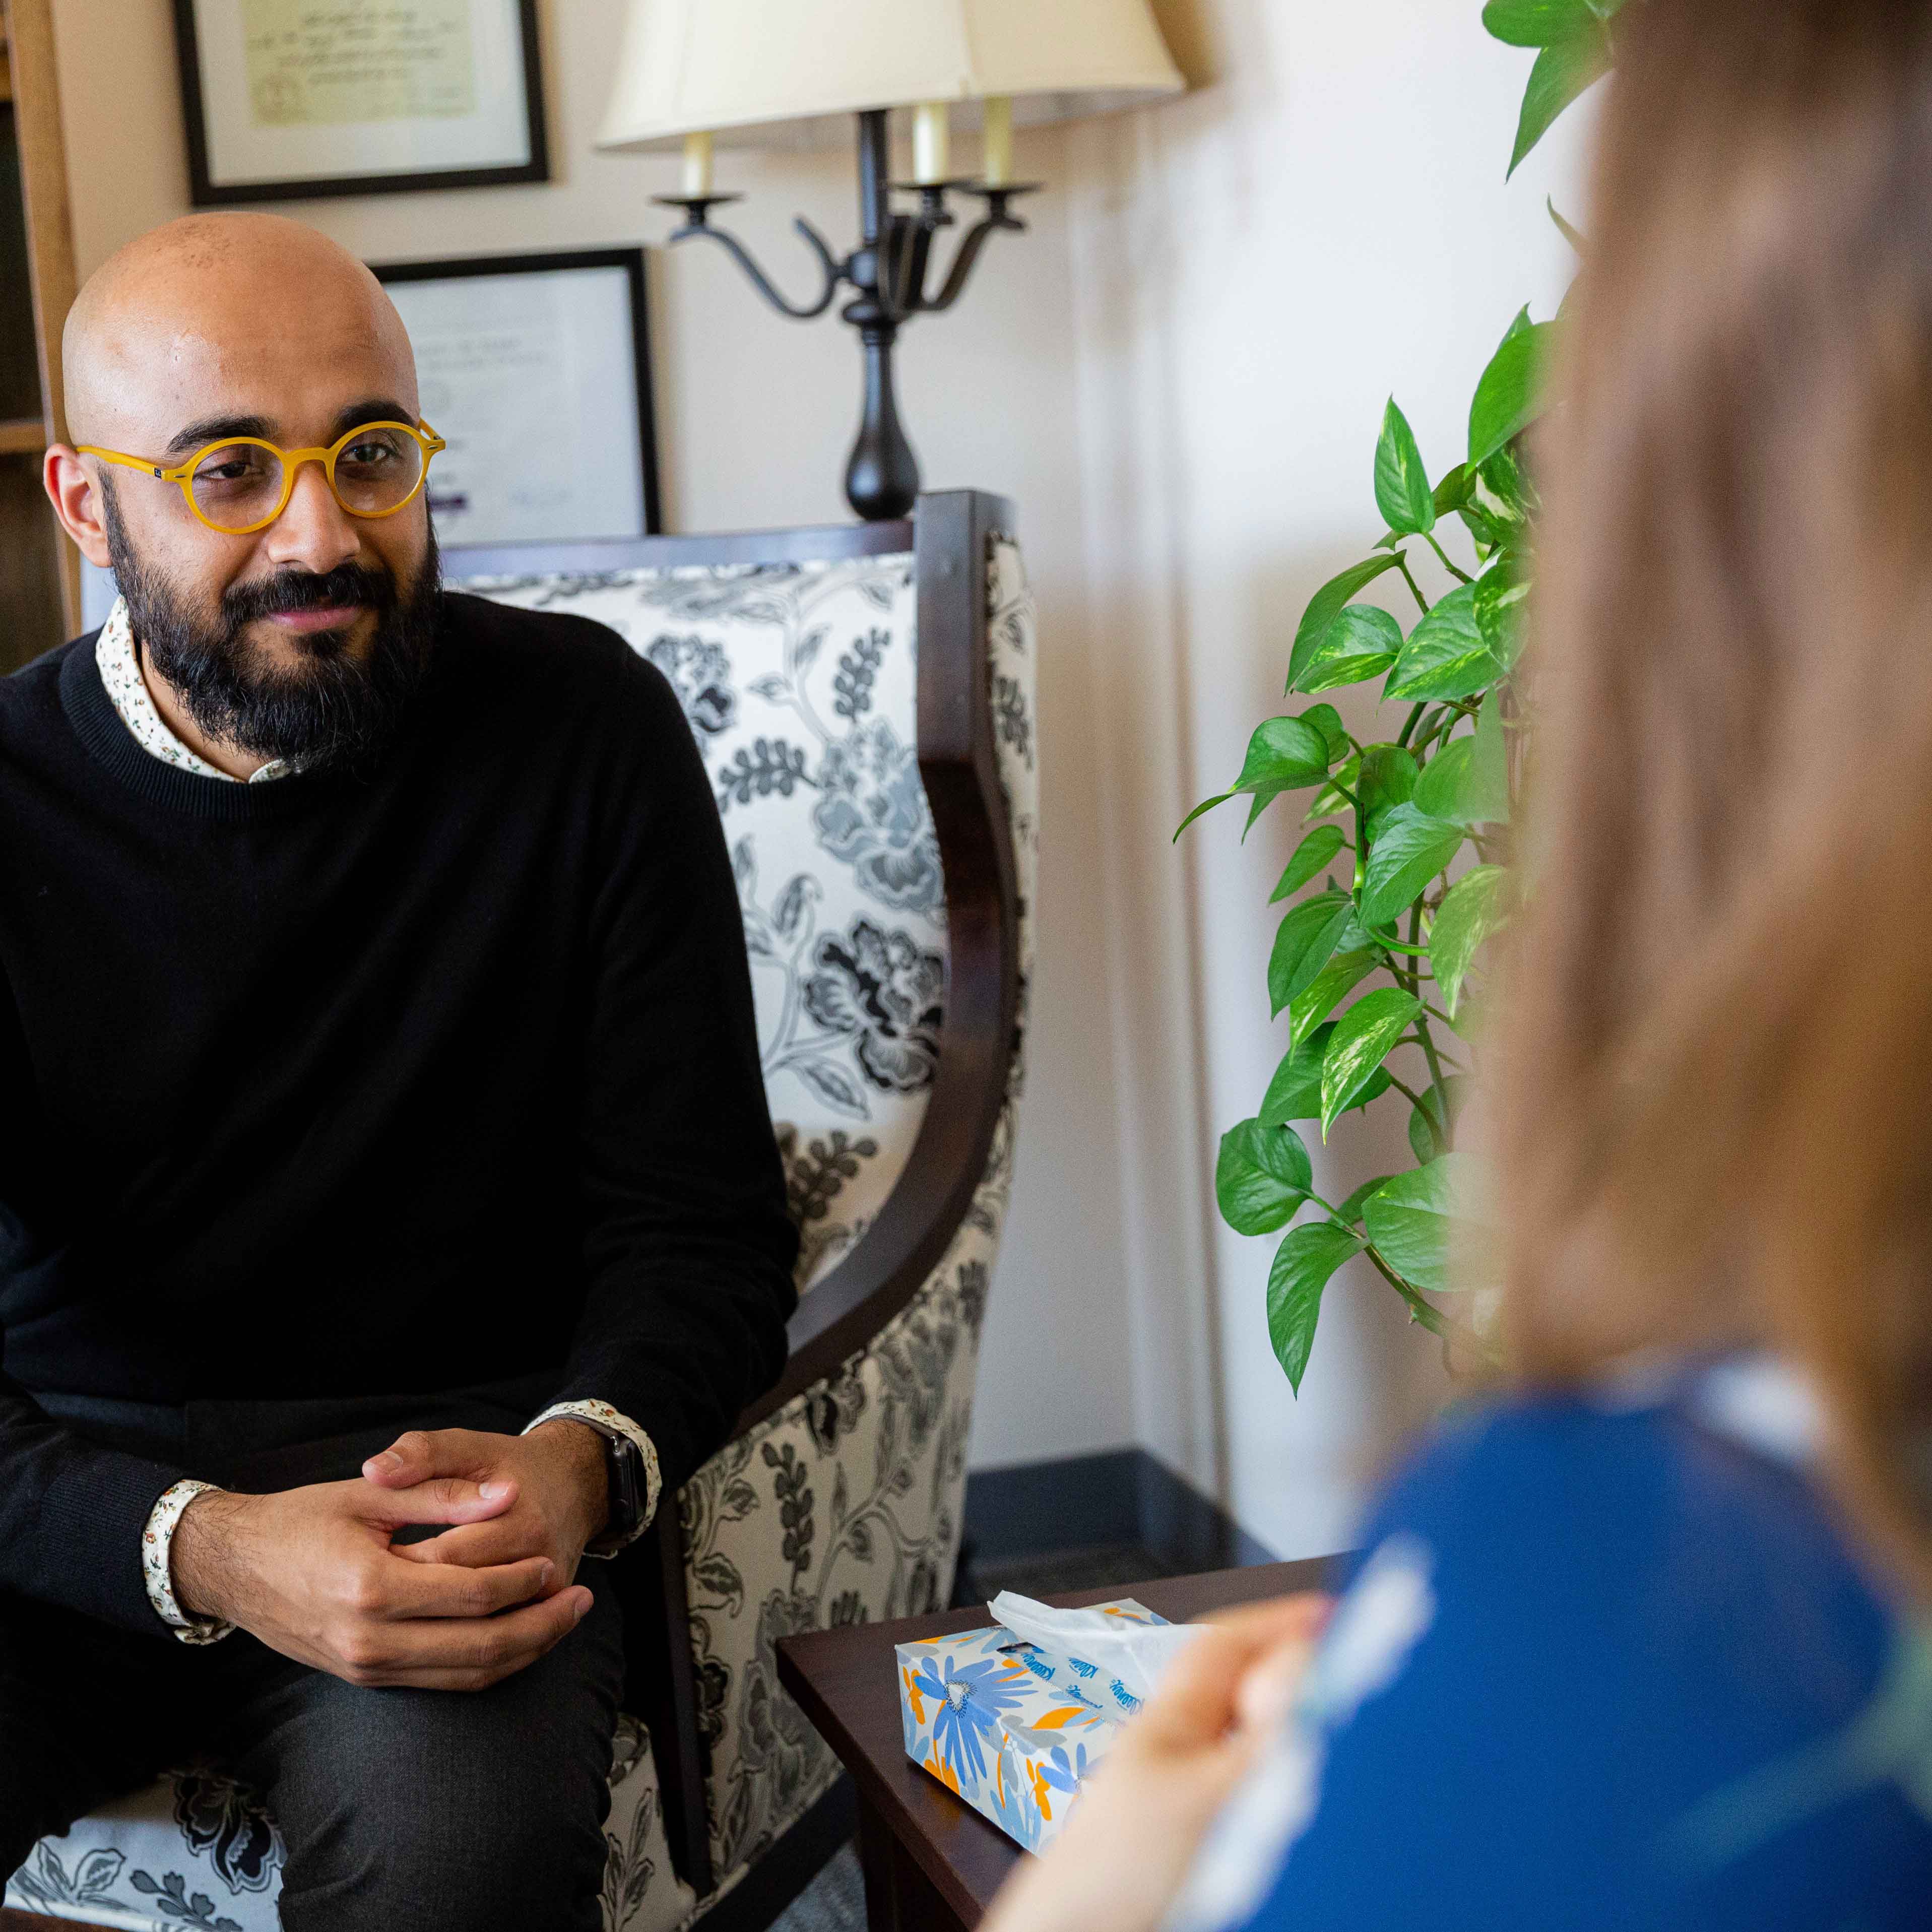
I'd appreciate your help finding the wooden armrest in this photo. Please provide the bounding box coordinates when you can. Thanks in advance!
[734,489,1021,1434]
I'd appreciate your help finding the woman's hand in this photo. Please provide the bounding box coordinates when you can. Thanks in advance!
[979,1592,1331,1932]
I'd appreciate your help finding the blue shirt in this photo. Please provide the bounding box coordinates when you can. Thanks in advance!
[1172,1360,1932,1931]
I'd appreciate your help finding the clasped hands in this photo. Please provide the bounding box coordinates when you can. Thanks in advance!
[170,1421,611,1692]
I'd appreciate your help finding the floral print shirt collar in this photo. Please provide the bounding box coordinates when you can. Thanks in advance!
[94,596,297,785]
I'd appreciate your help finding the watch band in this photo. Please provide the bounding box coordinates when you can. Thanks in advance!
[586,1430,646,1557]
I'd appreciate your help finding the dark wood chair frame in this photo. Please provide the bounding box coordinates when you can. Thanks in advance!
[2,488,1022,1932]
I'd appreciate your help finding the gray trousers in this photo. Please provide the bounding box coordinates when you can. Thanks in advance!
[0,1381,628,1931]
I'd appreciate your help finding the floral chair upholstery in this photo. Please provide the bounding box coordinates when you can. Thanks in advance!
[6,496,1036,1932]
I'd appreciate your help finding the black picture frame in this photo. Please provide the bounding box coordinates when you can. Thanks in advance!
[372,245,662,542]
[172,0,550,205]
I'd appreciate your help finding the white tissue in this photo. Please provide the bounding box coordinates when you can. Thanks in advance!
[989,1590,1207,1708]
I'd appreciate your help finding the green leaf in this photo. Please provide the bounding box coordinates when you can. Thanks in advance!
[1268,891,1355,1017]
[1290,949,1377,1048]
[1348,1066,1393,1115]
[1364,1153,1498,1296]
[1361,803,1467,927]
[1300,702,1351,765]
[1469,689,1511,823]
[1356,744,1420,842]
[1413,736,1475,824]
[1432,464,1474,517]
[1482,0,1598,47]
[1385,582,1506,702]
[1235,715,1333,793]
[1287,555,1405,688]
[1308,751,1360,821]
[1337,1174,1398,1229]
[1548,197,1586,252]
[1320,988,1421,1134]
[1178,714,1338,840]
[1429,864,1511,1016]
[1374,398,1436,537]
[1468,320,1556,470]
[1174,791,1233,840]
[1406,1074,1471,1164]
[1270,825,1348,903]
[1477,443,1535,523]
[1294,604,1402,694]
[1260,1021,1334,1124]
[1508,29,1613,177]
[1267,1221,1363,1393]
[1215,1118,1314,1236]
[1472,557,1530,672]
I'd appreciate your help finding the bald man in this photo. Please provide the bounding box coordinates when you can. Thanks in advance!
[0,214,797,1928]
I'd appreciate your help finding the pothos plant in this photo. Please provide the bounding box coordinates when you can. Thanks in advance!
[1178,0,1622,1392]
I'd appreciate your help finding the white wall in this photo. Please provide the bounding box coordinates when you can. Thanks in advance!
[1061,0,1592,1554]
[44,0,1139,1471]
[44,0,1594,1550]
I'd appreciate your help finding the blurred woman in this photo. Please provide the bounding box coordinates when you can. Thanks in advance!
[985,1,1932,1926]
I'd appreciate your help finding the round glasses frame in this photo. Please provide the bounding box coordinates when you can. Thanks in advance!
[76,418,447,536]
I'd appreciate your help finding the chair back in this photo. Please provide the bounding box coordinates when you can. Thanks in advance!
[450,521,941,1292]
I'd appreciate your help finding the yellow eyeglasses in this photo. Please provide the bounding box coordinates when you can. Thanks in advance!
[77,418,447,537]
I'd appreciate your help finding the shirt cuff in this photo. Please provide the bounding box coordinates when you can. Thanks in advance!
[141,1478,237,1645]
[521,1399,662,1557]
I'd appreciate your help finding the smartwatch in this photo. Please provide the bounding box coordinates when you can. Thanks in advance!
[583,1426,647,1557]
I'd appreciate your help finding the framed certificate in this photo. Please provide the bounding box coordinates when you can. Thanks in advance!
[373,248,662,548]
[172,0,548,203]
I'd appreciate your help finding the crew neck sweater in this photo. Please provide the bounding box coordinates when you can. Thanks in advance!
[0,593,799,1637]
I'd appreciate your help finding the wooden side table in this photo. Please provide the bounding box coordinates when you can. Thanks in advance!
[777,1558,1335,1932]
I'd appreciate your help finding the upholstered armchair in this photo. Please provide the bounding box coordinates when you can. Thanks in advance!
[4,491,1036,1932]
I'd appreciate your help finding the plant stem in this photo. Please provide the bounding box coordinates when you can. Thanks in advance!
[1395,702,1430,749]
[1369,929,1432,957]
[1382,1070,1434,1114]
[1394,556,1432,616]
[1423,530,1473,584]
[1360,1243,1450,1338]
[1408,900,1453,1144]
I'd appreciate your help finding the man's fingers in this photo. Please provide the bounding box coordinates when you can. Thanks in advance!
[360,1427,501,1490]
[355,1472,518,1527]
[1134,1593,1333,1754]
[342,1586,593,1683]
[368,1551,557,1622]
[387,1518,532,1569]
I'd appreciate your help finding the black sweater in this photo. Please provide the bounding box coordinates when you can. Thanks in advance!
[0,594,798,1635]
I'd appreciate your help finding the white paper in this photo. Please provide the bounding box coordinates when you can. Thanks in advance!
[990,1591,1207,1708]
[387,266,647,547]
[192,0,532,188]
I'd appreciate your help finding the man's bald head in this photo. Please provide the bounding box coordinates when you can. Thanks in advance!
[44,212,441,779]
[64,213,416,452]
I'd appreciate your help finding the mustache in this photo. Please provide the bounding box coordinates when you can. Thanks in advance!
[222,562,400,626]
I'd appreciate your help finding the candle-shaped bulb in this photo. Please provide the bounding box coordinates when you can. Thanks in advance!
[682,130,714,199]
[912,101,950,185]
[981,96,1013,187]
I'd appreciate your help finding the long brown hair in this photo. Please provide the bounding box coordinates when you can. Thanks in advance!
[1498,0,1932,1597]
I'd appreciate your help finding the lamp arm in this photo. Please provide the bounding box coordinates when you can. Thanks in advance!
[916,216,1003,314]
[669,214,843,320]
[912,188,1036,315]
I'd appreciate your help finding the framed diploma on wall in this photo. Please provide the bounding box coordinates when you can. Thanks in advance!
[373,247,662,548]
[172,0,548,203]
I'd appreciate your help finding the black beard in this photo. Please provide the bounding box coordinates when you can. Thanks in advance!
[99,480,442,780]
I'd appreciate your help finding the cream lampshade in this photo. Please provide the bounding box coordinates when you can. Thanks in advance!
[597,0,1183,152]
[598,0,1185,522]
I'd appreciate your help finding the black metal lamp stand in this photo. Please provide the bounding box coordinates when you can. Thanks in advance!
[654,108,1038,522]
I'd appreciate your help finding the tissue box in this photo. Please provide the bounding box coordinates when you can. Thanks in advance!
[896,1600,1168,1851]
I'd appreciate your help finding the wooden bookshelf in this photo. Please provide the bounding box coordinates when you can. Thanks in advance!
[1,0,81,672]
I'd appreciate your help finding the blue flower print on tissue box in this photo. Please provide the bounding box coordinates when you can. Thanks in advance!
[895,1599,1169,1851]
